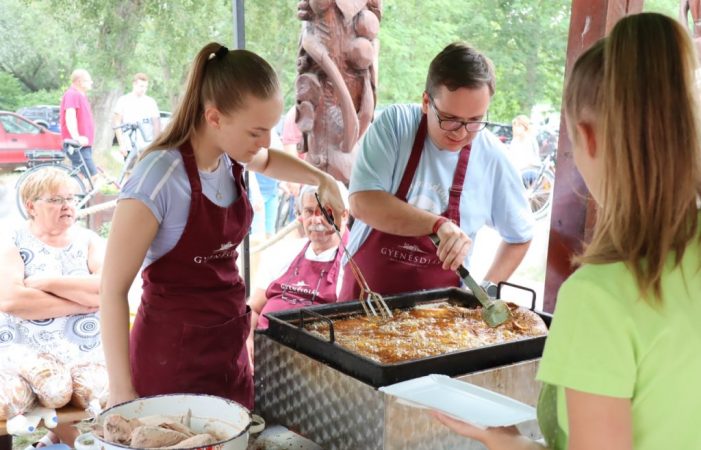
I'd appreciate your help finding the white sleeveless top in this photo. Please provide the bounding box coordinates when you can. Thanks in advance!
[0,224,102,363]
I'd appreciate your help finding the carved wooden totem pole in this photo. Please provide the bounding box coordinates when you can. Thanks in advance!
[295,0,382,183]
[680,0,701,57]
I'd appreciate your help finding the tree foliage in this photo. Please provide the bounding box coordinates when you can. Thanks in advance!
[379,0,594,122]
[0,0,76,94]
[0,0,682,150]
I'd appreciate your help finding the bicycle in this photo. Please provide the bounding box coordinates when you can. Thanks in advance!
[15,139,121,219]
[114,121,148,185]
[521,148,557,220]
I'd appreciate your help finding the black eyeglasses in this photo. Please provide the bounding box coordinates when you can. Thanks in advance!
[428,94,489,133]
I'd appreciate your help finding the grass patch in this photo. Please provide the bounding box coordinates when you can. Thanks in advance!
[11,429,44,450]
[10,422,94,450]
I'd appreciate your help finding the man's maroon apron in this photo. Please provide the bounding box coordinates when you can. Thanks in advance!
[258,240,344,329]
[130,141,254,409]
[339,114,471,300]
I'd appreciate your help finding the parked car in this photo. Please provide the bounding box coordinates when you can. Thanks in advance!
[0,111,63,170]
[16,105,61,133]
[486,122,513,144]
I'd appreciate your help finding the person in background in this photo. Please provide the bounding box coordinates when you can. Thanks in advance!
[112,73,161,159]
[254,172,281,239]
[339,42,533,301]
[247,166,266,240]
[0,168,105,447]
[248,182,349,330]
[281,106,303,153]
[250,130,284,239]
[100,43,345,411]
[680,0,701,57]
[507,114,541,181]
[434,12,701,450]
[278,106,305,228]
[59,69,98,178]
[246,183,349,369]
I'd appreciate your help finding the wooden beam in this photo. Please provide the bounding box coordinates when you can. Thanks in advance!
[543,0,643,312]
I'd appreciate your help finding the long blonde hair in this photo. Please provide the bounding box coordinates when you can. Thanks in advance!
[145,43,279,155]
[566,12,701,302]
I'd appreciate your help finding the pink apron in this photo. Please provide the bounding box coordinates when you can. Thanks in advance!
[338,114,470,300]
[257,240,344,329]
[130,141,255,409]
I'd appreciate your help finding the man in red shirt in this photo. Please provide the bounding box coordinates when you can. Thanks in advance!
[60,69,97,177]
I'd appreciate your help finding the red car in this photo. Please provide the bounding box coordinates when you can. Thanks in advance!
[0,111,64,170]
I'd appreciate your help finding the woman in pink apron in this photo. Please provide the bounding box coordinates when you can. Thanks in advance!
[100,43,346,410]
[248,184,349,331]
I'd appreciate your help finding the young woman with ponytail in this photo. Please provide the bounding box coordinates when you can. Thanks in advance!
[100,43,345,409]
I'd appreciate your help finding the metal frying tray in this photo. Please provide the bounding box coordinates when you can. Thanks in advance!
[262,284,552,388]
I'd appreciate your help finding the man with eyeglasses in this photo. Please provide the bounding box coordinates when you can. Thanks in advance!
[339,42,534,301]
[247,182,349,336]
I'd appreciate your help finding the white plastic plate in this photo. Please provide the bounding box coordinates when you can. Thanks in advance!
[379,374,536,428]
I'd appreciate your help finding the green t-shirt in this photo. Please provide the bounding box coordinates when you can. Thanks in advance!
[536,237,701,450]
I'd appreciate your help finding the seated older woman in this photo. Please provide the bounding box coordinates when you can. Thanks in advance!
[0,167,105,447]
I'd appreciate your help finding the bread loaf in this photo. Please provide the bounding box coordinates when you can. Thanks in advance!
[70,362,109,409]
[0,370,36,420]
[18,353,72,408]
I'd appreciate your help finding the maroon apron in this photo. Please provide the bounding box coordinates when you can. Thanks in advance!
[257,240,344,329]
[339,114,470,300]
[130,141,254,409]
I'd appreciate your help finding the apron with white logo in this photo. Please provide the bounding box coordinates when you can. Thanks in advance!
[258,240,344,329]
[130,141,254,408]
[339,114,470,300]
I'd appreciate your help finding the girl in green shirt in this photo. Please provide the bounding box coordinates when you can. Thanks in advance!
[434,12,701,450]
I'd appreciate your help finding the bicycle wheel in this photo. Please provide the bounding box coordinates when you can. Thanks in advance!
[15,164,88,219]
[525,169,554,220]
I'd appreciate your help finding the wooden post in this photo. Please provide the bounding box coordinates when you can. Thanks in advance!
[543,0,643,312]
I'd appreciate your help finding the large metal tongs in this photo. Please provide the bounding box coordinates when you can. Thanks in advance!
[314,193,392,318]
[429,234,511,327]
